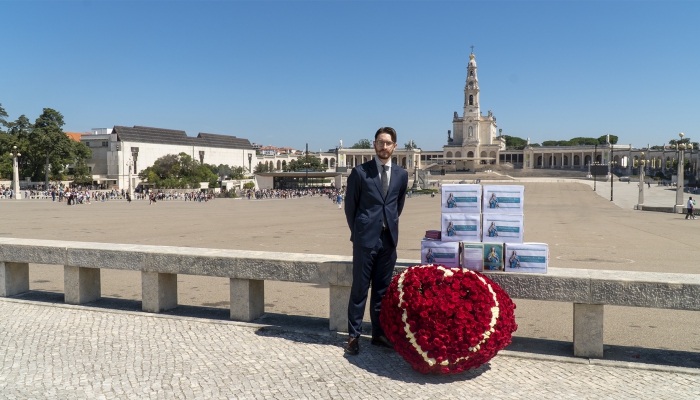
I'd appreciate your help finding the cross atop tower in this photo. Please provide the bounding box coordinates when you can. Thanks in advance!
[470,45,474,54]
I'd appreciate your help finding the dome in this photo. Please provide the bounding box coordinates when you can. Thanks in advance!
[468,53,477,67]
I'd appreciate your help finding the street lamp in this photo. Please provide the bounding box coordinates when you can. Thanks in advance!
[9,145,21,200]
[304,143,310,188]
[593,143,598,191]
[126,157,134,200]
[610,144,617,201]
[675,133,687,211]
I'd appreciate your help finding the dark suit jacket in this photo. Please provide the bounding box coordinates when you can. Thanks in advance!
[345,159,408,248]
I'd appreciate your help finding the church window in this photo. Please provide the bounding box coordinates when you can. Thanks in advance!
[467,151,474,157]
[469,70,474,76]
[469,95,473,105]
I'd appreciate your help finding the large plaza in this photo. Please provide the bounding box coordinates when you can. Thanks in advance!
[1,179,699,397]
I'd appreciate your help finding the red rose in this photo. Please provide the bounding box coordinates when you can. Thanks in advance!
[380,265,517,375]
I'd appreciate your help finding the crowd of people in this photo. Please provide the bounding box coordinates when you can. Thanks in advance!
[1,183,351,205]
[241,187,342,200]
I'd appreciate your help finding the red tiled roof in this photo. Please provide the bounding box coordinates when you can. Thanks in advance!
[65,132,86,142]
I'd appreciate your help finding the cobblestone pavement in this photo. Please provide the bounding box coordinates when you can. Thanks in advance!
[1,299,698,399]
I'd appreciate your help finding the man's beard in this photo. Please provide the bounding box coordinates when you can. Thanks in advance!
[375,148,393,159]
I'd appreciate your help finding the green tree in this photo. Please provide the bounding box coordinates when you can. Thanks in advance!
[31,108,73,187]
[0,115,32,177]
[285,155,326,172]
[138,152,217,189]
[229,166,247,179]
[569,137,598,146]
[503,135,528,150]
[597,135,618,144]
[0,103,8,130]
[70,140,93,185]
[254,162,271,173]
[351,139,371,149]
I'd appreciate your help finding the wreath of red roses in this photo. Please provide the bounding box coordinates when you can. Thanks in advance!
[380,264,517,375]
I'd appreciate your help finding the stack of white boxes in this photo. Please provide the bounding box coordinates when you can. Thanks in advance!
[420,183,548,274]
[421,184,482,269]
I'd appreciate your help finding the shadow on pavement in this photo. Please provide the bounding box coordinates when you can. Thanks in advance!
[507,336,700,370]
[11,291,699,371]
[253,325,491,383]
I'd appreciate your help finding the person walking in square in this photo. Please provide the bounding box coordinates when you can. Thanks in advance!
[686,197,696,220]
[344,127,408,355]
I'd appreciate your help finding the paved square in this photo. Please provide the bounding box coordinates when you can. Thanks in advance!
[1,179,699,397]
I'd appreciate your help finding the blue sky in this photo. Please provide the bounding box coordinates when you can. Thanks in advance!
[1,1,698,152]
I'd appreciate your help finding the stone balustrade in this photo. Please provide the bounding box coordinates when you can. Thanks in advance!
[2,237,699,359]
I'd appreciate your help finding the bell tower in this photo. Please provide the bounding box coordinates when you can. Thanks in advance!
[464,48,480,119]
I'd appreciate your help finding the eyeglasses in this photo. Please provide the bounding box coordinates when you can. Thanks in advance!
[375,141,395,148]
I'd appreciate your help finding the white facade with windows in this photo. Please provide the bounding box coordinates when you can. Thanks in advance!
[82,126,255,190]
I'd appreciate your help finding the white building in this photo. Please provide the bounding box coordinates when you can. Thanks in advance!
[444,51,505,171]
[82,126,255,190]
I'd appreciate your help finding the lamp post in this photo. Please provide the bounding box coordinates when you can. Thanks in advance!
[675,133,686,212]
[304,143,310,188]
[126,157,134,201]
[610,146,617,202]
[593,143,598,191]
[638,152,646,208]
[9,145,21,200]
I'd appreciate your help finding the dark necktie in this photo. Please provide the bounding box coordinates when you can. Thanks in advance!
[381,165,389,197]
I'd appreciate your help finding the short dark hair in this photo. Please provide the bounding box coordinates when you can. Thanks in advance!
[375,127,397,143]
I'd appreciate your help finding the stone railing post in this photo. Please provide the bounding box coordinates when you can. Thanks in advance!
[0,262,30,297]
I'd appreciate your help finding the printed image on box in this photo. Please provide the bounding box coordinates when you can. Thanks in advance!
[483,243,504,271]
[482,185,525,214]
[461,243,484,272]
[442,184,482,213]
[461,243,504,272]
[482,214,524,244]
[442,213,481,242]
[504,243,548,274]
[421,239,460,268]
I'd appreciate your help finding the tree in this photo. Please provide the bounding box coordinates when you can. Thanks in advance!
[351,139,371,149]
[70,140,93,185]
[0,103,8,130]
[229,166,247,179]
[206,164,247,180]
[503,135,528,150]
[285,155,326,172]
[569,137,598,146]
[31,108,73,187]
[1,115,32,180]
[254,162,271,173]
[597,135,618,145]
[138,152,217,188]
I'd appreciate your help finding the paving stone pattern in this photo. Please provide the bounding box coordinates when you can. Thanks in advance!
[1,300,698,399]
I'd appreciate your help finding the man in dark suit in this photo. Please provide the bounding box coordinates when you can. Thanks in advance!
[344,127,408,355]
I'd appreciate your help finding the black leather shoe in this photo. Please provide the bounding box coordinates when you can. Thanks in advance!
[345,337,360,355]
[371,335,394,349]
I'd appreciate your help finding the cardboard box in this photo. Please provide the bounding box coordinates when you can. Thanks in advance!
[482,185,525,214]
[441,213,481,242]
[461,242,504,272]
[504,243,548,273]
[441,184,482,213]
[482,214,524,244]
[421,239,460,268]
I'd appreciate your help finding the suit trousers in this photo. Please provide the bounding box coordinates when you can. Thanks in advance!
[347,228,397,338]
